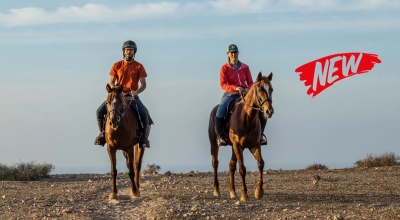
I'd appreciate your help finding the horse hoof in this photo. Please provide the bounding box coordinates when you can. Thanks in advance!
[213,190,221,198]
[255,188,264,199]
[240,194,249,201]
[109,193,118,200]
[230,192,238,199]
[131,190,141,199]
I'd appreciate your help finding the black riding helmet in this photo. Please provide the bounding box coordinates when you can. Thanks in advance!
[122,40,137,61]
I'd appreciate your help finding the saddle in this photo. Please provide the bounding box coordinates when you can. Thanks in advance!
[221,96,243,136]
[123,96,154,129]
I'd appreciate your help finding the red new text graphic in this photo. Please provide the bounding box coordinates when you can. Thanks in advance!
[295,52,381,98]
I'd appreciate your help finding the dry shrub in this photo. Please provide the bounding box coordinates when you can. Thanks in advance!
[305,163,329,170]
[142,163,161,175]
[354,152,400,168]
[0,161,54,181]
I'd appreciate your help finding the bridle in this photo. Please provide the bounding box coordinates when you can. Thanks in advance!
[240,82,273,113]
[105,92,134,126]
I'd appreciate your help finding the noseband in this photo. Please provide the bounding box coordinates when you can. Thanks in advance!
[105,95,131,123]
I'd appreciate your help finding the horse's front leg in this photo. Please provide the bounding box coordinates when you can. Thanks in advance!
[107,147,118,200]
[229,148,238,199]
[124,149,139,199]
[233,143,248,201]
[250,146,265,199]
[133,143,144,197]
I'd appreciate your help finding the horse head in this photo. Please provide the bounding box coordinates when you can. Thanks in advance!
[247,72,274,119]
[105,84,128,130]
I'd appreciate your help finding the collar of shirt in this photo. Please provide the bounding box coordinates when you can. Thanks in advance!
[229,60,241,71]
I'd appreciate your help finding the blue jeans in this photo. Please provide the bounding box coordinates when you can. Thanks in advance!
[96,95,153,129]
[216,93,240,119]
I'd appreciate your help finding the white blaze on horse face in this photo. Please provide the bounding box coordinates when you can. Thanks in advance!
[112,97,117,104]
[264,84,270,97]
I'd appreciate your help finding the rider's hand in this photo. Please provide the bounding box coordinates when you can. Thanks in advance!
[236,87,244,92]
[130,90,138,97]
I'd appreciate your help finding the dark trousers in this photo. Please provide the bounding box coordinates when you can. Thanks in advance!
[96,95,152,131]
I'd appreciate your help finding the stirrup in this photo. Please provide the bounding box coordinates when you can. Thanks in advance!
[139,136,150,148]
[217,137,227,146]
[94,132,106,147]
[260,134,267,145]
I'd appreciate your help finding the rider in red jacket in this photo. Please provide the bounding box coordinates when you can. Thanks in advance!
[215,44,267,146]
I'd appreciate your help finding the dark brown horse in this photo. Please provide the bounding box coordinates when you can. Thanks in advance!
[104,84,148,200]
[208,72,274,201]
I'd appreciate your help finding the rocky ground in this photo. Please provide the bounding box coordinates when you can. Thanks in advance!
[1,165,400,220]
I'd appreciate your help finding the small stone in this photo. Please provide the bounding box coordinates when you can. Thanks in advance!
[31,213,40,219]
[2,195,5,199]
[62,208,73,213]
[334,215,344,220]
[235,201,240,205]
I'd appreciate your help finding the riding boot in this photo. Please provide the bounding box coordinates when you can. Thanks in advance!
[139,125,150,148]
[260,117,267,145]
[94,119,106,147]
[215,116,227,146]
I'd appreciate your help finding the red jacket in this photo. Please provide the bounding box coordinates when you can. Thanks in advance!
[220,61,254,93]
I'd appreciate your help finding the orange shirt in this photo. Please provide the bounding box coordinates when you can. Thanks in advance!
[109,60,147,93]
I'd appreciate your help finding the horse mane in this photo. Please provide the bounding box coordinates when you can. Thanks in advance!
[107,87,128,107]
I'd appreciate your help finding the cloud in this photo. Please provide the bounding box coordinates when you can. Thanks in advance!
[0,2,203,27]
[1,1,400,27]
[0,17,399,45]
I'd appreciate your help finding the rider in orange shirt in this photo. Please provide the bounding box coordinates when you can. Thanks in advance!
[94,40,153,148]
[215,44,267,146]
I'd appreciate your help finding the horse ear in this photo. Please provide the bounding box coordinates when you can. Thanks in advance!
[256,72,262,82]
[106,84,112,93]
[117,85,123,93]
[267,72,273,81]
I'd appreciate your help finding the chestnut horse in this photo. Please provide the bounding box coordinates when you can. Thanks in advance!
[104,84,148,200]
[208,72,274,201]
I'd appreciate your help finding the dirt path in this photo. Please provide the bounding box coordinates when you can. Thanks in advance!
[1,166,400,219]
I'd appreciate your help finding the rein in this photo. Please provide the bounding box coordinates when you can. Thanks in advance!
[105,92,134,124]
[240,82,272,112]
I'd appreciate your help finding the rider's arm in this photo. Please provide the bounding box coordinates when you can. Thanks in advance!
[109,76,117,87]
[220,67,238,92]
[245,68,254,88]
[136,77,146,95]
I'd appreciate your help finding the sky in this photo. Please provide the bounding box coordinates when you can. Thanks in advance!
[1,0,399,174]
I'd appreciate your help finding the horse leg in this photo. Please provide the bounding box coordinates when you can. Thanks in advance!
[229,148,238,199]
[124,149,139,199]
[233,143,248,201]
[250,146,265,199]
[134,143,144,196]
[107,147,118,200]
[211,141,220,198]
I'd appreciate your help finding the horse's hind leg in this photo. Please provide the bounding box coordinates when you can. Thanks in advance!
[233,143,249,201]
[124,149,139,199]
[250,146,265,199]
[134,143,145,195]
[107,147,119,200]
[229,148,238,199]
[211,142,220,198]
